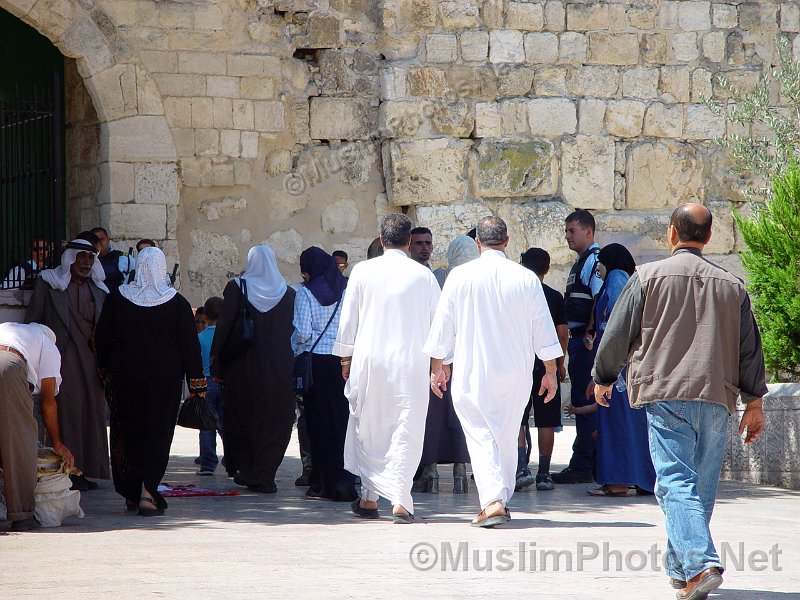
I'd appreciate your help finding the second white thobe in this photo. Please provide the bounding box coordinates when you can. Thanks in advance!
[423,249,563,510]
[333,249,440,512]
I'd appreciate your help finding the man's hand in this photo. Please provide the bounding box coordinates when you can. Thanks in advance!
[341,364,351,381]
[585,380,596,401]
[738,399,765,445]
[431,367,447,398]
[539,371,558,403]
[52,442,75,469]
[593,382,613,407]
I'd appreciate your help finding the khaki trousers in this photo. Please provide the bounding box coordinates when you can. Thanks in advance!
[0,351,37,521]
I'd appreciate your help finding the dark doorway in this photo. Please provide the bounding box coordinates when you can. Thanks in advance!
[0,8,65,289]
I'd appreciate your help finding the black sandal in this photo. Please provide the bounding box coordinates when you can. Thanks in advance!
[138,496,165,517]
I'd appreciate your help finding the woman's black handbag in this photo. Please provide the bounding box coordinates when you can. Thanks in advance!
[177,394,219,430]
[292,298,341,394]
[218,278,255,365]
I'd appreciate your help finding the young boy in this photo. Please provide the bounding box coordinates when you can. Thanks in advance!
[196,297,225,476]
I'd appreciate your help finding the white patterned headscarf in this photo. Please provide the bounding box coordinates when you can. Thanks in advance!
[40,239,109,293]
[119,247,177,307]
[446,235,480,271]
[236,245,287,313]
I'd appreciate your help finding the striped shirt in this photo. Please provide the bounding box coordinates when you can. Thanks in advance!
[291,285,344,356]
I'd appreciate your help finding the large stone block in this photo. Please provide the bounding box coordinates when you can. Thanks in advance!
[713,4,738,29]
[460,31,489,62]
[438,0,481,29]
[475,103,501,138]
[594,210,672,263]
[659,66,691,102]
[498,200,574,267]
[447,66,499,100]
[605,100,646,138]
[426,34,458,63]
[263,229,304,264]
[684,104,725,139]
[379,99,427,138]
[705,200,735,254]
[187,230,240,299]
[100,203,167,239]
[254,100,285,133]
[643,103,684,138]
[412,202,493,266]
[671,32,699,62]
[578,99,607,134]
[566,4,609,31]
[561,135,615,210]
[102,116,176,162]
[534,66,568,96]
[309,98,376,140]
[499,100,529,135]
[524,32,559,64]
[622,67,659,99]
[702,31,726,62]
[407,67,447,96]
[496,65,535,96]
[507,2,545,31]
[489,30,525,64]
[89,64,137,122]
[135,163,179,205]
[544,1,566,32]
[558,32,587,64]
[383,138,471,205]
[322,199,360,234]
[473,138,556,198]
[528,98,577,136]
[588,33,639,65]
[678,1,712,31]
[641,33,668,65]
[626,141,703,209]
[566,66,620,98]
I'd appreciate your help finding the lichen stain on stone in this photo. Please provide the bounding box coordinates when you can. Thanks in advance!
[477,140,550,194]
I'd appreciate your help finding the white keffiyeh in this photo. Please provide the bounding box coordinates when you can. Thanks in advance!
[40,239,108,293]
[119,247,177,307]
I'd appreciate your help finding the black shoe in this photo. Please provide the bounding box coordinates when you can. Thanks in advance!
[194,457,201,464]
[294,473,310,487]
[247,481,277,493]
[351,497,379,519]
[535,473,555,491]
[10,517,41,532]
[392,512,414,524]
[69,475,98,491]
[551,467,594,484]
[233,473,249,487]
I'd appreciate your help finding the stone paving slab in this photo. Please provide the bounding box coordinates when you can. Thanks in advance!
[2,421,799,600]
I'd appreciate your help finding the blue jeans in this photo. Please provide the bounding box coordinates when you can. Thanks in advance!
[646,400,729,581]
[567,336,597,471]
[199,379,225,471]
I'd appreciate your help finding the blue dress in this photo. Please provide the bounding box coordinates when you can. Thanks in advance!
[594,270,656,492]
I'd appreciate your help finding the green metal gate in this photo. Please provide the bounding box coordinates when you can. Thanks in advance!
[0,8,65,289]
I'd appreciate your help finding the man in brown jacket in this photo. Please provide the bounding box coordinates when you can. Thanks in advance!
[592,203,767,600]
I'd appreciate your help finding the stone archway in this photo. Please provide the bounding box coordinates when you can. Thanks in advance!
[1,0,178,256]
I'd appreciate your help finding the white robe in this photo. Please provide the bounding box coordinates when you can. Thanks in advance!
[333,249,441,512]
[423,249,563,510]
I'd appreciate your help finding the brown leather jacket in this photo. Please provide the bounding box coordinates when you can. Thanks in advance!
[593,249,768,413]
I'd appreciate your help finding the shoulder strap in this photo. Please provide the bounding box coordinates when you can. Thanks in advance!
[308,297,341,354]
[239,278,249,317]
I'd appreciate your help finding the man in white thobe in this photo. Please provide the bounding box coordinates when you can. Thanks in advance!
[423,216,563,527]
[333,214,440,523]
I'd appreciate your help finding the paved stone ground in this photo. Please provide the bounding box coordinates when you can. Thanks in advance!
[2,420,799,600]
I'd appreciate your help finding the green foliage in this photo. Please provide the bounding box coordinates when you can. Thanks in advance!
[705,36,800,201]
[734,163,800,380]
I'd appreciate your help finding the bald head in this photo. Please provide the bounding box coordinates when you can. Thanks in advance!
[670,203,712,245]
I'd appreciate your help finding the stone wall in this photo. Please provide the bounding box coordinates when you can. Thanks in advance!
[1,0,797,304]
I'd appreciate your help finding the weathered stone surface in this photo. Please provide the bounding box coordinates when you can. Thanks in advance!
[628,1,660,29]
[578,99,606,134]
[558,31,587,64]
[447,65,499,100]
[322,199,360,234]
[528,98,577,136]
[430,101,474,137]
[641,33,668,65]
[473,138,556,198]
[198,197,248,221]
[622,67,659,99]
[588,33,639,65]
[605,100,646,138]
[626,141,703,209]
[524,32,559,64]
[499,100,528,135]
[460,30,489,62]
[187,230,240,297]
[379,99,426,137]
[659,66,691,102]
[684,104,725,139]
[101,203,166,239]
[438,0,480,29]
[507,2,545,31]
[103,117,176,162]
[534,66,568,96]
[499,200,573,268]
[263,229,304,264]
[595,210,672,262]
[561,135,615,210]
[691,68,713,102]
[309,98,376,140]
[254,101,285,133]
[426,34,458,63]
[489,30,525,64]
[671,32,699,62]
[475,102,501,138]
[781,3,800,32]
[702,31,726,62]
[713,4,738,29]
[496,65,535,96]
[705,200,735,254]
[412,202,493,266]
[566,66,620,98]
[678,1,712,31]
[544,1,566,32]
[643,103,684,138]
[407,67,447,96]
[566,4,609,31]
[135,163,179,205]
[384,138,471,205]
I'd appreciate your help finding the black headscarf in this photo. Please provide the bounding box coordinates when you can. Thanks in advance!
[598,243,636,276]
[300,246,347,306]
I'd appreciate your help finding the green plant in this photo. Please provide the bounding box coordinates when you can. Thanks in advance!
[734,163,800,381]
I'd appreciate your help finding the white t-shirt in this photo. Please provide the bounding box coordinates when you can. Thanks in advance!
[0,322,62,394]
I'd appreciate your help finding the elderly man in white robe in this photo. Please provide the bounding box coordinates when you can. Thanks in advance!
[333,213,440,524]
[424,216,563,528]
